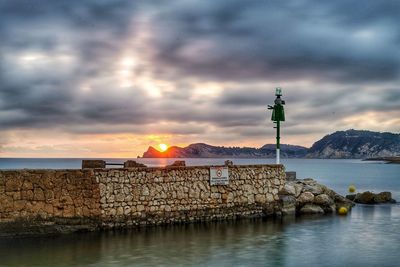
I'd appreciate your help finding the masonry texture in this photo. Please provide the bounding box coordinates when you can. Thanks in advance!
[0,165,285,236]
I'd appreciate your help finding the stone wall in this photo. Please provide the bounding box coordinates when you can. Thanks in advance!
[96,165,285,227]
[0,170,100,220]
[0,165,285,235]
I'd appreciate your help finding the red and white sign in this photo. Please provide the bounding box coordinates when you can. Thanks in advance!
[210,166,229,185]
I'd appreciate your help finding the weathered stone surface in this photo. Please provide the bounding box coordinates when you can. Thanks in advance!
[354,191,375,204]
[374,192,394,203]
[293,183,303,197]
[168,161,186,167]
[314,194,334,206]
[0,195,13,212]
[282,179,354,216]
[285,171,296,181]
[14,200,26,211]
[124,160,147,168]
[280,195,296,215]
[323,204,336,213]
[22,180,33,190]
[297,192,315,203]
[300,204,324,214]
[279,184,296,196]
[95,165,285,226]
[5,178,22,192]
[0,165,286,236]
[224,160,234,166]
[303,184,324,195]
[349,191,396,204]
[82,160,106,169]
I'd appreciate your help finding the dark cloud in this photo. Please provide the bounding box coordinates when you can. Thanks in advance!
[217,87,270,107]
[0,0,399,146]
[149,0,400,83]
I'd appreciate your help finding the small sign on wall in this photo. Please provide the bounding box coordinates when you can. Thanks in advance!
[210,166,229,185]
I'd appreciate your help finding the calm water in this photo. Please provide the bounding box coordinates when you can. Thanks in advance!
[0,158,399,267]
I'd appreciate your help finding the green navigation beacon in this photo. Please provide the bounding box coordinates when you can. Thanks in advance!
[268,87,286,164]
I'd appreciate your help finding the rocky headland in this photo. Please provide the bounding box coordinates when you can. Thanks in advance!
[141,129,400,159]
[307,129,400,159]
[142,143,308,158]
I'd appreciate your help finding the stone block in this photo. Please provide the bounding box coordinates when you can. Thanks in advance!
[137,205,145,212]
[22,180,33,190]
[279,184,296,196]
[354,191,375,204]
[285,171,296,181]
[0,195,13,212]
[255,194,266,203]
[5,178,22,192]
[224,160,234,166]
[314,194,334,206]
[168,161,186,167]
[297,192,315,204]
[124,160,147,168]
[13,200,26,211]
[300,204,324,214]
[293,183,303,197]
[33,188,45,201]
[374,192,393,203]
[82,160,106,169]
[117,207,124,216]
[303,184,325,195]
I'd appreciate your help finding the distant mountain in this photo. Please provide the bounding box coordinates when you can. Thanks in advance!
[142,143,308,158]
[307,129,400,159]
[141,130,400,159]
[260,144,309,158]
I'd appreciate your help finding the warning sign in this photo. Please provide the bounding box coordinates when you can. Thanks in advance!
[210,166,229,185]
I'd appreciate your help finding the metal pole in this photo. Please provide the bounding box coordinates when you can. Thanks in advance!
[276,120,280,164]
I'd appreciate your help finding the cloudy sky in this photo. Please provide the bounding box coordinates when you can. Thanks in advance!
[0,0,399,157]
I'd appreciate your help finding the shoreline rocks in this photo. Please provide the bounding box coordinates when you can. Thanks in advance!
[346,191,396,204]
[279,178,354,216]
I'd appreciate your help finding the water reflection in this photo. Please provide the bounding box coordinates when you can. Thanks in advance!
[1,206,400,267]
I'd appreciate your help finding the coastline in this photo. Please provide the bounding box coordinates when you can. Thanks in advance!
[363,157,400,164]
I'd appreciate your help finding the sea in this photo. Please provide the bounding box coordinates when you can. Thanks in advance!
[0,158,399,267]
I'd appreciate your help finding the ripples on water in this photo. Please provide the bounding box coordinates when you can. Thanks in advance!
[0,158,399,266]
[1,205,399,267]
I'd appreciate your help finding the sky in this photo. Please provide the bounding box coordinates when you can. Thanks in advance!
[0,0,400,158]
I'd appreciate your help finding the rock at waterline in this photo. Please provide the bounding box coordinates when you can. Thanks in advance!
[297,191,315,203]
[300,204,324,214]
[279,178,354,216]
[281,195,296,215]
[346,191,396,204]
[314,194,334,206]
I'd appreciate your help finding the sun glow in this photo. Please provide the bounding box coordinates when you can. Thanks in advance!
[158,143,168,152]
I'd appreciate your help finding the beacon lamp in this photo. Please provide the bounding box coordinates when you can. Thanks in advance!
[268,87,286,164]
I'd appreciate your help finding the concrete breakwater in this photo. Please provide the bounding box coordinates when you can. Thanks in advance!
[0,164,285,236]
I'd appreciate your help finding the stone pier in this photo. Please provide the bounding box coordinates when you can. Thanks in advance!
[0,164,285,236]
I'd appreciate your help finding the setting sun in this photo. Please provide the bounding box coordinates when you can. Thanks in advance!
[158,143,168,152]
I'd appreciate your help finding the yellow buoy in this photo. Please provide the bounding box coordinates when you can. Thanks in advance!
[338,207,348,215]
[348,185,356,193]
